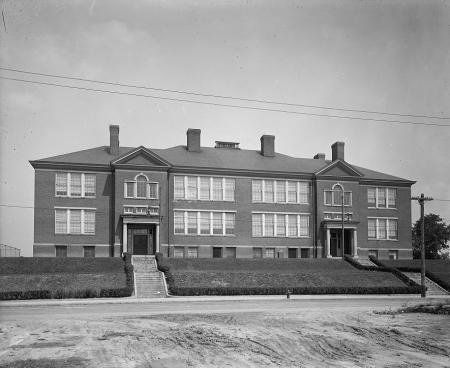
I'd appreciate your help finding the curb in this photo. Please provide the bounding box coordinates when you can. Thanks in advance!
[2,294,449,308]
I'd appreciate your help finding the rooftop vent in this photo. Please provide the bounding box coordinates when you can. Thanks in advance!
[215,141,240,149]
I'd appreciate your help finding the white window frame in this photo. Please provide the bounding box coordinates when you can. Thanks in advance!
[367,217,398,241]
[252,179,310,204]
[54,207,96,235]
[174,175,235,202]
[124,173,159,200]
[173,209,236,236]
[55,172,96,198]
[368,187,397,209]
[252,211,310,238]
[324,184,352,207]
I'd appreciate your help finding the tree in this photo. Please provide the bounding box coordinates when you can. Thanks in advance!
[412,213,450,259]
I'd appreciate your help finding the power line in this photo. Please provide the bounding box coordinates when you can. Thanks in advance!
[1,66,448,121]
[1,76,449,128]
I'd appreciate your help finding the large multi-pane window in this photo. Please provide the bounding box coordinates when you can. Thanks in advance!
[252,212,310,237]
[324,190,352,206]
[174,210,235,236]
[252,179,310,204]
[55,173,96,198]
[174,176,235,201]
[368,187,397,208]
[124,174,158,199]
[55,208,96,235]
[368,217,398,240]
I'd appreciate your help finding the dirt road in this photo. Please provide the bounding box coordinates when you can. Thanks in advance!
[1,298,449,367]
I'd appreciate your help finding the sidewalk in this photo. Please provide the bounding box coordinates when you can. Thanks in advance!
[2,293,449,307]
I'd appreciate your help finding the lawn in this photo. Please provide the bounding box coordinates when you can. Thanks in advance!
[0,257,132,300]
[161,258,418,295]
[381,259,450,291]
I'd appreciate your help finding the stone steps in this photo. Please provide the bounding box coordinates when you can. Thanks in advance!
[403,272,448,296]
[132,255,167,298]
[356,258,379,267]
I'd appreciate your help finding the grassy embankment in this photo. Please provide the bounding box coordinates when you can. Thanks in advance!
[0,257,133,300]
[157,257,421,295]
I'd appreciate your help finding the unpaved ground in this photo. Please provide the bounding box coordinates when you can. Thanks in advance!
[0,301,449,367]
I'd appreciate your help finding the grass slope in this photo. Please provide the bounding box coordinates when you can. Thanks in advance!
[0,257,132,300]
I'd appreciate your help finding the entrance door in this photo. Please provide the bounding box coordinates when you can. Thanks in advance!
[330,230,341,257]
[133,234,148,255]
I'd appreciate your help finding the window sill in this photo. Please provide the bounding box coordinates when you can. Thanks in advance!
[368,239,398,241]
[55,195,97,199]
[174,233,236,237]
[252,201,310,205]
[368,207,398,210]
[252,236,311,239]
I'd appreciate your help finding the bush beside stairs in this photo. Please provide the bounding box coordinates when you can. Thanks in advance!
[131,255,166,298]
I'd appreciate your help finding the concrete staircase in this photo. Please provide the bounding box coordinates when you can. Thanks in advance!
[403,272,449,296]
[131,255,167,298]
[357,258,379,267]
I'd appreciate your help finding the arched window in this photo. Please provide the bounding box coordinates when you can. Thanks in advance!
[124,173,158,200]
[324,183,352,207]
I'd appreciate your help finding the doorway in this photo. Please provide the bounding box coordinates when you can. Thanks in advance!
[128,226,154,255]
[330,229,352,257]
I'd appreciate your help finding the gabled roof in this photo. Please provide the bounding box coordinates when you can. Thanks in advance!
[315,160,363,177]
[111,146,171,167]
[30,144,414,183]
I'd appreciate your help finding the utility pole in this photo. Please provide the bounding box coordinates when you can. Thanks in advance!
[411,193,433,298]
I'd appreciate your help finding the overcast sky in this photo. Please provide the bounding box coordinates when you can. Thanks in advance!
[0,0,449,256]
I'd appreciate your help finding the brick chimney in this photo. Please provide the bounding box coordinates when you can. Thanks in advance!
[187,128,201,152]
[260,135,275,157]
[331,142,345,161]
[314,153,325,160]
[109,125,119,155]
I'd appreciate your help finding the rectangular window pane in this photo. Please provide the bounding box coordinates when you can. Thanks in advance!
[124,206,134,214]
[276,181,286,203]
[84,174,96,197]
[276,214,286,237]
[252,214,263,237]
[55,246,67,258]
[224,179,235,201]
[174,246,184,258]
[199,177,210,200]
[388,189,397,208]
[264,181,274,203]
[225,213,235,235]
[187,212,198,234]
[388,219,398,240]
[174,176,185,200]
[84,210,95,234]
[378,219,387,239]
[378,188,386,208]
[70,173,82,197]
[265,248,275,258]
[299,215,309,237]
[265,214,274,237]
[288,215,297,237]
[368,219,376,239]
[70,210,81,234]
[84,246,95,258]
[149,183,158,199]
[187,247,198,258]
[136,178,147,198]
[55,209,67,234]
[253,247,263,258]
[55,173,67,196]
[212,212,223,234]
[212,178,223,201]
[252,180,262,202]
[389,250,398,260]
[186,176,198,200]
[325,191,332,206]
[174,212,185,234]
[368,188,376,206]
[200,212,210,235]
[125,182,134,198]
[299,182,309,204]
[287,182,297,203]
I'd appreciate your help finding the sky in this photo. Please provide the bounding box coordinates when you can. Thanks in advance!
[0,0,449,257]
